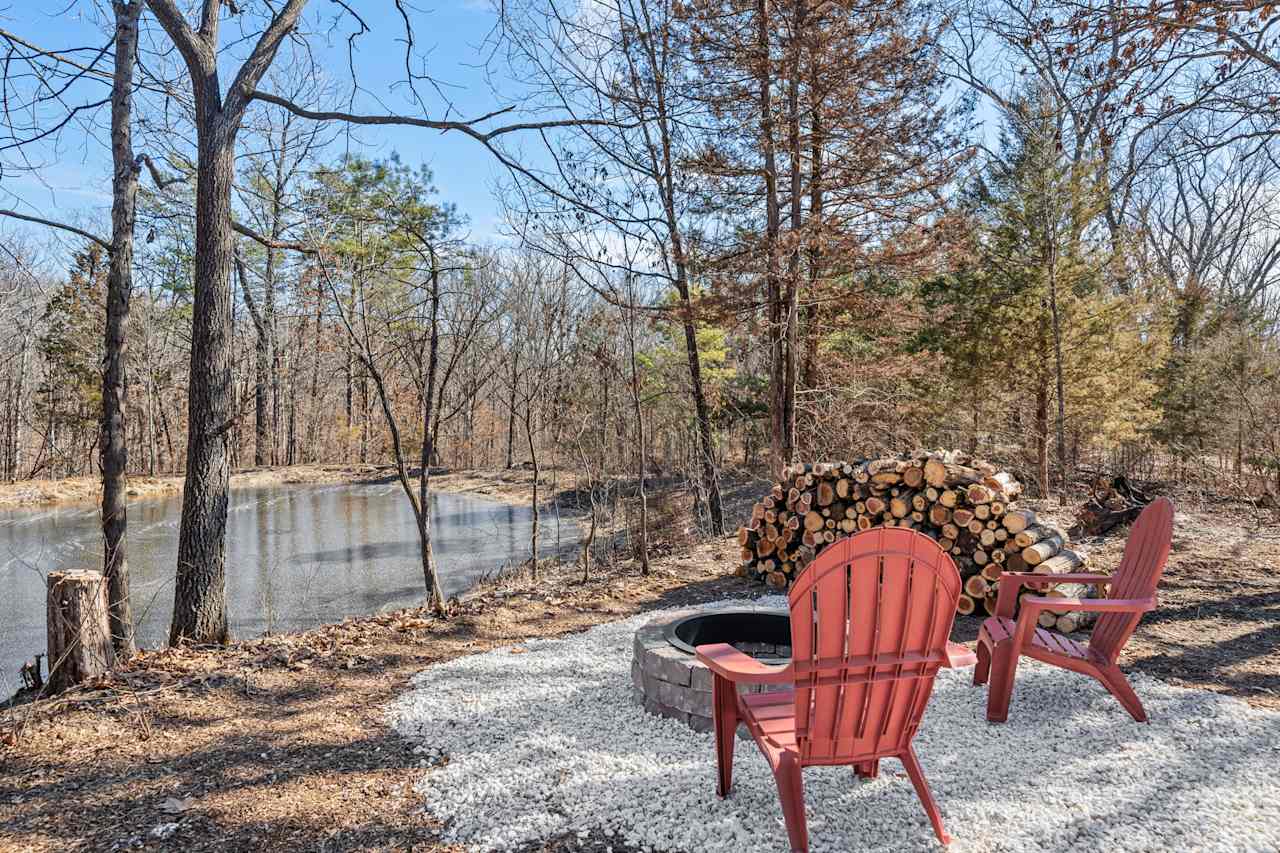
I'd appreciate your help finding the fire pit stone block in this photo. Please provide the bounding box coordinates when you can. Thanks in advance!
[631,606,791,733]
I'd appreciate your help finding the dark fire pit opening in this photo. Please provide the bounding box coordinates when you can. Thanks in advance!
[663,609,792,657]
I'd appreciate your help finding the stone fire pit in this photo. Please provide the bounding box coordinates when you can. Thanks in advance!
[630,605,791,732]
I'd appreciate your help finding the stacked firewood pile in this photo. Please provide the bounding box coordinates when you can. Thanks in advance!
[737,451,1094,625]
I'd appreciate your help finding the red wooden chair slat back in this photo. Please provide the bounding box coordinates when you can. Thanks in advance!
[787,528,961,765]
[1090,497,1174,663]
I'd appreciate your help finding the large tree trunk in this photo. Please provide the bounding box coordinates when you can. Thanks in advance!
[756,0,788,477]
[673,281,724,534]
[644,57,725,533]
[148,0,307,646]
[171,128,236,646]
[783,0,805,463]
[101,0,142,659]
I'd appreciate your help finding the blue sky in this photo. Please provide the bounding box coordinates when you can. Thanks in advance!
[1,1,1004,271]
[0,1,526,261]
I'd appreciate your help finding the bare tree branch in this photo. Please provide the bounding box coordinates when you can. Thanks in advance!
[0,209,109,249]
[248,89,620,140]
[224,0,309,121]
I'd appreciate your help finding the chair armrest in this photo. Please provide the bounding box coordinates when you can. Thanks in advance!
[995,572,1113,617]
[1020,595,1156,615]
[695,643,794,684]
[1012,595,1155,648]
[943,641,978,668]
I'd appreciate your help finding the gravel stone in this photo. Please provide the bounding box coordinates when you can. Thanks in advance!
[390,597,1280,853]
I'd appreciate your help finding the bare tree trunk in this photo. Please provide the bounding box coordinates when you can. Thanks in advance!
[756,0,787,476]
[359,368,370,463]
[1035,318,1051,499]
[253,246,276,467]
[12,334,29,481]
[149,383,160,474]
[803,52,824,394]
[308,278,322,462]
[101,0,143,659]
[580,505,596,582]
[524,403,540,579]
[148,0,306,645]
[344,337,354,461]
[418,263,445,613]
[630,11,725,535]
[1047,246,1067,503]
[783,0,805,463]
[171,129,236,645]
[505,348,519,468]
[625,304,651,576]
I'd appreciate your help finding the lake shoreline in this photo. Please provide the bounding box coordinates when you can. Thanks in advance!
[1,472,581,694]
[0,537,747,850]
[0,465,562,511]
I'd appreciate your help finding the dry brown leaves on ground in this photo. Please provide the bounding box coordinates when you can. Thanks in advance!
[1,502,1276,852]
[0,541,745,852]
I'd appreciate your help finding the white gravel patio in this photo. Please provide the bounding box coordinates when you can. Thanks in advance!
[389,598,1280,853]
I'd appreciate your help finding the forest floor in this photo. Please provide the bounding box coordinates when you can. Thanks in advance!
[0,476,1277,851]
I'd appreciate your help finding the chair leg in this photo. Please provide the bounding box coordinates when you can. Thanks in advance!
[712,674,738,796]
[855,759,880,779]
[900,744,950,846]
[985,643,1020,723]
[973,639,991,686]
[773,753,808,853]
[1096,665,1147,722]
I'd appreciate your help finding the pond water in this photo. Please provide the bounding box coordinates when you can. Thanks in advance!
[0,482,571,692]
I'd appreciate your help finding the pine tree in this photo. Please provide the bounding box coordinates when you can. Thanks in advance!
[917,88,1159,494]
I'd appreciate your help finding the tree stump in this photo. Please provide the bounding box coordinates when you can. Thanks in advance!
[46,570,115,693]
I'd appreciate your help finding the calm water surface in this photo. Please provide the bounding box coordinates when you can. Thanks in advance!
[0,482,570,691]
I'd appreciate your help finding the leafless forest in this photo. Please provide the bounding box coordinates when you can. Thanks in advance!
[1,1,1278,650]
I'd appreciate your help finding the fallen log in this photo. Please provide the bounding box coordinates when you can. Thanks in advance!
[1022,532,1066,566]
[1071,474,1154,537]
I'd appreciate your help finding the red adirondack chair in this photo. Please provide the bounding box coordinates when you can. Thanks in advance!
[696,528,976,852]
[975,496,1174,723]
